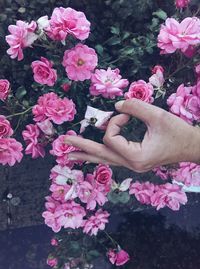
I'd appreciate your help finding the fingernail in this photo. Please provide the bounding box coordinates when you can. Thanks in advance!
[115,100,124,110]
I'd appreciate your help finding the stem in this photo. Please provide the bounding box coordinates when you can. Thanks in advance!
[6,106,33,119]
[103,231,118,248]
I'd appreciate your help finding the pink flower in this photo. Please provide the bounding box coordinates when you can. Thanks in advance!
[81,173,108,210]
[80,106,113,133]
[33,92,76,124]
[171,162,200,186]
[50,130,82,167]
[175,0,190,8]
[0,116,13,138]
[107,248,130,266]
[51,238,58,246]
[47,257,58,267]
[153,166,170,180]
[89,68,129,99]
[0,79,10,101]
[62,43,98,81]
[61,82,71,92]
[151,183,188,210]
[48,7,90,42]
[158,18,180,54]
[6,20,38,61]
[129,181,155,204]
[50,165,84,201]
[152,65,164,74]
[195,64,200,77]
[0,138,23,166]
[125,80,154,103]
[22,124,45,158]
[149,69,165,88]
[42,196,62,232]
[56,201,86,229]
[50,183,72,202]
[31,57,57,86]
[158,17,200,54]
[83,209,109,236]
[167,84,200,124]
[93,164,112,193]
[182,45,196,58]
[36,119,55,136]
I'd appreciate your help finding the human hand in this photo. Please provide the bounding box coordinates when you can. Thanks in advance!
[66,99,200,172]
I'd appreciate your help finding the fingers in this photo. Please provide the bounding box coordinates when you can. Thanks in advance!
[115,99,163,126]
[68,152,119,166]
[103,114,143,161]
[64,136,132,169]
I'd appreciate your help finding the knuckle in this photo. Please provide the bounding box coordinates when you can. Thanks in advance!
[103,134,111,145]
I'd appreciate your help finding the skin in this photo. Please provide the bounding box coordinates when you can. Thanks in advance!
[65,99,200,173]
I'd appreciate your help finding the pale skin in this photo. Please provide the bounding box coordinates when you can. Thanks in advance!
[65,99,200,173]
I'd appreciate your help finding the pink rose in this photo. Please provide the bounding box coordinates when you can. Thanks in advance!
[83,209,109,236]
[152,65,164,74]
[158,17,200,55]
[47,257,58,267]
[108,248,130,266]
[151,183,188,211]
[51,238,58,246]
[89,67,129,99]
[182,45,196,58]
[36,119,55,136]
[0,138,23,166]
[6,20,38,61]
[50,130,82,167]
[93,164,112,193]
[61,82,71,92]
[125,80,154,103]
[33,92,76,124]
[48,7,90,42]
[129,181,155,204]
[22,124,45,159]
[0,79,10,101]
[175,0,190,8]
[31,57,57,86]
[0,116,13,138]
[62,43,98,81]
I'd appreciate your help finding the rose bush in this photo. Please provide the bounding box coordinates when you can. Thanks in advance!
[0,0,200,268]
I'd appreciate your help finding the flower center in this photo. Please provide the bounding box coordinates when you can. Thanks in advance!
[77,59,85,66]
[89,117,97,125]
[67,178,73,185]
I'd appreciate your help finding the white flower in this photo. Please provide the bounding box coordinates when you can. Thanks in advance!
[80,105,113,133]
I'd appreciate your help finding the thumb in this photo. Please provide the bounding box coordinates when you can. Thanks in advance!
[115,99,162,125]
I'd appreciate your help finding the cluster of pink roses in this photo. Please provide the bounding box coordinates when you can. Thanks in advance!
[171,162,200,187]
[32,92,76,124]
[42,164,111,235]
[158,17,200,55]
[0,115,23,166]
[129,181,187,211]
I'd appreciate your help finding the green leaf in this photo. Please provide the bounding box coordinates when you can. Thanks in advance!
[110,26,120,35]
[15,86,27,100]
[118,192,130,204]
[95,44,104,56]
[153,9,167,20]
[107,36,121,46]
[108,191,130,204]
